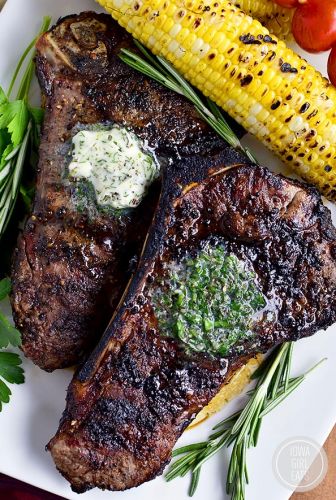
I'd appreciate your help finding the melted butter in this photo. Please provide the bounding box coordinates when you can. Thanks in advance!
[68,126,159,209]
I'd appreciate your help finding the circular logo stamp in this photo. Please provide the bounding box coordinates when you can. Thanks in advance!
[272,437,328,492]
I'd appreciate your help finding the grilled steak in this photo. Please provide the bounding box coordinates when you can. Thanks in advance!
[49,157,336,492]
[10,12,227,371]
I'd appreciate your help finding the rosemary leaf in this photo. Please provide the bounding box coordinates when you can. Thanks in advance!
[189,468,201,497]
[171,442,207,456]
[284,342,294,391]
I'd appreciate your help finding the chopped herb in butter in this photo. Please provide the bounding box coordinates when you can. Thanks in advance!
[152,245,266,356]
[68,126,159,209]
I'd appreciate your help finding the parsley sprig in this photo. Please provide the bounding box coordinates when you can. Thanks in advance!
[0,278,24,411]
[0,16,51,237]
[119,45,325,500]
[0,18,51,409]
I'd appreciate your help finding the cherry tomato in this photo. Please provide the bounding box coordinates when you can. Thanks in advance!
[273,0,299,8]
[328,46,336,86]
[292,0,336,53]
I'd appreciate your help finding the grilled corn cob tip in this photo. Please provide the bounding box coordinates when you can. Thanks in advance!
[232,0,293,40]
[188,355,262,429]
[99,0,336,200]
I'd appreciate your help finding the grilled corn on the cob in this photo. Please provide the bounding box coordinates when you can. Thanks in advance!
[232,0,293,39]
[188,355,262,429]
[98,0,336,200]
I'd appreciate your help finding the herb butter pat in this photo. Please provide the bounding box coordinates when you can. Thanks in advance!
[152,246,266,356]
[68,126,159,209]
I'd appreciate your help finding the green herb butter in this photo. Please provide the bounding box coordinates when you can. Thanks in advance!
[153,245,266,356]
[68,126,159,209]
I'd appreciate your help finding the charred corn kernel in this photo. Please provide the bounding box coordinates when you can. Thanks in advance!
[231,0,293,40]
[98,0,336,200]
[188,356,262,429]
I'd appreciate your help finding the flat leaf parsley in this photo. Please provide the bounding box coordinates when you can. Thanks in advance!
[0,16,50,237]
[0,278,24,411]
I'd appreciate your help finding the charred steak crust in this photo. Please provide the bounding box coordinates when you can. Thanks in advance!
[49,154,336,492]
[11,12,229,371]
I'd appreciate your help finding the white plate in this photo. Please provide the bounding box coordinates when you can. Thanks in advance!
[0,1,335,499]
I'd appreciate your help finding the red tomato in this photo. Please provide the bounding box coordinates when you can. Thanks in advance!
[273,0,298,7]
[328,46,336,86]
[292,0,336,53]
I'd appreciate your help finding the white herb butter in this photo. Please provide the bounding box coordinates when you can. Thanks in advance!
[68,126,159,209]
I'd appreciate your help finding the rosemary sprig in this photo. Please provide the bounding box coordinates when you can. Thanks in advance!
[166,344,325,499]
[119,41,256,163]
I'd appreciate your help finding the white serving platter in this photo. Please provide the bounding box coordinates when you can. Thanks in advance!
[0,1,335,500]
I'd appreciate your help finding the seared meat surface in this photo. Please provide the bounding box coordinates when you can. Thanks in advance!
[10,12,226,371]
[49,157,336,492]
